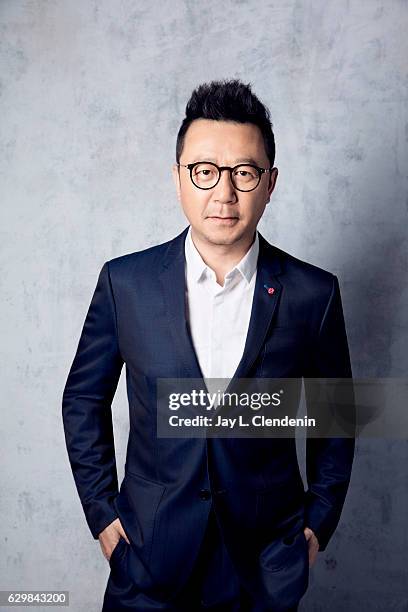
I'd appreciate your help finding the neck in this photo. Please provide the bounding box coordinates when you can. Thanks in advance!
[190,229,256,286]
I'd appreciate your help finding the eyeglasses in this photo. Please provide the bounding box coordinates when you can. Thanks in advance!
[177,161,273,192]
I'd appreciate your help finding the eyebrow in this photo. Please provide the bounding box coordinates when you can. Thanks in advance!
[191,156,261,166]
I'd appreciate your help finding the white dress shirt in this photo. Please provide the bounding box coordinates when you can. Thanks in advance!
[184,226,259,396]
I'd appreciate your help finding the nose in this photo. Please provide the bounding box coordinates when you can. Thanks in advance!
[213,168,237,204]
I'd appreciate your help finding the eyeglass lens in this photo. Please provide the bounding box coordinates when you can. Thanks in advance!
[191,163,260,191]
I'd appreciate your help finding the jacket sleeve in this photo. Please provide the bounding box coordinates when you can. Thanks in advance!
[62,261,124,539]
[304,274,356,552]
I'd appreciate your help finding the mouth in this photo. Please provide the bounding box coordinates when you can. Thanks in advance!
[207,216,239,220]
[207,216,239,225]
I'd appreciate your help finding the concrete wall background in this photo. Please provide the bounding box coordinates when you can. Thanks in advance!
[1,1,407,610]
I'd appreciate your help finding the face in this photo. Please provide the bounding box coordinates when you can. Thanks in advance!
[172,119,278,248]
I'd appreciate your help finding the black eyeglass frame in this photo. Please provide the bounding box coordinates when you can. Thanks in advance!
[177,161,274,192]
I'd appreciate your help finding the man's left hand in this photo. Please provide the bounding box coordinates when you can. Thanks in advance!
[304,527,319,567]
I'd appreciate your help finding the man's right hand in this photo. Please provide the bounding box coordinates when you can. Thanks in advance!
[98,517,130,561]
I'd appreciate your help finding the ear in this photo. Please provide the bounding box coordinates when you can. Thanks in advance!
[172,163,181,202]
[266,167,278,202]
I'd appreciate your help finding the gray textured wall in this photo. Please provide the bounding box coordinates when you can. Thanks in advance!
[1,1,407,611]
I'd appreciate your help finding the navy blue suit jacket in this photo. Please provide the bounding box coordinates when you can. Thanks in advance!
[62,225,355,605]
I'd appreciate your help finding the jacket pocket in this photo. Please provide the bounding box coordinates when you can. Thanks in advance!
[114,471,166,564]
[258,529,309,611]
[260,529,308,572]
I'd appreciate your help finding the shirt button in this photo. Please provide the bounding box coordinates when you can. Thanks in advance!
[199,488,211,501]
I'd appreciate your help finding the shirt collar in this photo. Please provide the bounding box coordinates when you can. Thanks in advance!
[184,225,259,285]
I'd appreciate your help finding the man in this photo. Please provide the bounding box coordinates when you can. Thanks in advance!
[62,79,355,612]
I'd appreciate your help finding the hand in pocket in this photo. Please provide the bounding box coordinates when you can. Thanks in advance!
[98,517,130,561]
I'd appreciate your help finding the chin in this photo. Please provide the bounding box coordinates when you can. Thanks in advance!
[203,227,246,246]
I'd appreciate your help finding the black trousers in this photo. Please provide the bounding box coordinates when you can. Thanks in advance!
[102,506,299,612]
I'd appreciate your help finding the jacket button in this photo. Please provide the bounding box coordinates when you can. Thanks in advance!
[199,488,211,500]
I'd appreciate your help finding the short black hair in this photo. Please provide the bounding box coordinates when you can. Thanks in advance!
[176,78,275,167]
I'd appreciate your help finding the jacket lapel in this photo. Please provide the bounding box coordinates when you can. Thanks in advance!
[159,226,204,379]
[225,233,283,392]
[158,226,284,388]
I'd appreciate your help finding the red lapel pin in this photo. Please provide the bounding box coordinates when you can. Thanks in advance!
[263,284,275,295]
